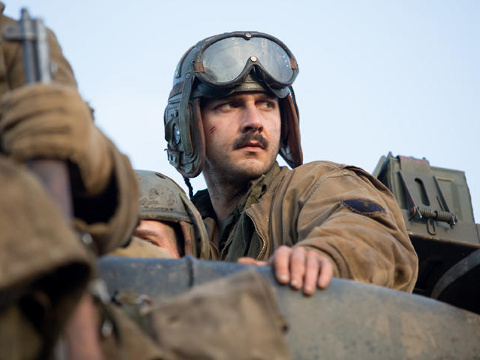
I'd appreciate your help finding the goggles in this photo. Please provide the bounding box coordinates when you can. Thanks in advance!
[192,32,299,90]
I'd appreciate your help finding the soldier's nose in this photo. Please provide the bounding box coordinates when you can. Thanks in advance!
[241,105,263,133]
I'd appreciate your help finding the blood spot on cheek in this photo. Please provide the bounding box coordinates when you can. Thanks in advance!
[209,126,216,134]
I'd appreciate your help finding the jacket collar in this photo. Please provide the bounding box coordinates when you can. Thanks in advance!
[193,161,281,219]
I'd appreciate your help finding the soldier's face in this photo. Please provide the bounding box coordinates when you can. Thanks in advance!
[134,220,180,258]
[201,92,281,184]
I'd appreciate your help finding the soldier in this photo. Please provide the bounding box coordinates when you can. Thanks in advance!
[164,31,419,295]
[0,2,138,255]
[110,170,211,259]
[0,3,139,358]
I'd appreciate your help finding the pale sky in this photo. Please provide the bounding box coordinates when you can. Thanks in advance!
[4,1,480,222]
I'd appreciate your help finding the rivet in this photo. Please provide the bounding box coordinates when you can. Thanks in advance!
[82,233,93,245]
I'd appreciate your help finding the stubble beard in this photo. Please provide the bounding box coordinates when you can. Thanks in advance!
[204,138,279,188]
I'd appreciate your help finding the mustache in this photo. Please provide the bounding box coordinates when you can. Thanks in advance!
[233,133,269,150]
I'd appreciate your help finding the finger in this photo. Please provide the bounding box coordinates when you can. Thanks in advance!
[318,258,334,289]
[289,247,307,290]
[237,257,268,266]
[302,251,321,296]
[273,246,292,285]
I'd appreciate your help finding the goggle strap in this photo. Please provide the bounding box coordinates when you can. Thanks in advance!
[178,73,194,154]
[193,62,205,73]
[170,81,184,98]
[281,94,302,168]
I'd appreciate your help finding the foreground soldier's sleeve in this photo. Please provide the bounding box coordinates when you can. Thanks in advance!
[274,162,418,292]
[0,5,138,254]
[0,155,91,358]
[72,134,139,255]
[0,84,139,255]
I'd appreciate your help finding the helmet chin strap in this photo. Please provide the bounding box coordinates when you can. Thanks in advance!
[183,176,194,199]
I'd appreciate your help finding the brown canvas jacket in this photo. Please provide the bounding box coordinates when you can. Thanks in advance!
[0,156,92,359]
[72,136,139,255]
[193,161,418,292]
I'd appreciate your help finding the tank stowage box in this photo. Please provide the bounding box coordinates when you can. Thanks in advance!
[373,153,480,301]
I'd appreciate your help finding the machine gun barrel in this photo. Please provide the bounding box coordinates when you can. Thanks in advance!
[3,8,52,83]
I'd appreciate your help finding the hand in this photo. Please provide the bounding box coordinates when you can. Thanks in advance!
[0,83,112,196]
[237,245,334,295]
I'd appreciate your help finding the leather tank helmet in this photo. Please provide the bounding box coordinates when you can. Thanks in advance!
[164,31,303,178]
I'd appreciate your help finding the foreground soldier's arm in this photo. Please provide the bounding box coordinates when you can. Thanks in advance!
[0,156,93,359]
[0,83,139,254]
[0,4,138,254]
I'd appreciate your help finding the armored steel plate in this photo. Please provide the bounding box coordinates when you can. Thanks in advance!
[99,256,480,360]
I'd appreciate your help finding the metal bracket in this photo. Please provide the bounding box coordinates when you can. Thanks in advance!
[2,8,52,83]
[397,156,457,233]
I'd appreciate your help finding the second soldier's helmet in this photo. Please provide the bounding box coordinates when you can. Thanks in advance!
[164,31,303,178]
[135,170,210,258]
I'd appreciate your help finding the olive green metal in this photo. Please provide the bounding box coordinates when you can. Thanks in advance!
[374,153,480,299]
[432,248,480,314]
[99,256,480,360]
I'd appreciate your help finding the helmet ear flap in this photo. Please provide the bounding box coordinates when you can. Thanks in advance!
[176,98,205,178]
[279,93,303,168]
[164,96,205,178]
[188,98,206,178]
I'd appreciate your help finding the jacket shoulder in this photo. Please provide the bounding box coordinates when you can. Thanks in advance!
[275,160,390,196]
[281,160,352,179]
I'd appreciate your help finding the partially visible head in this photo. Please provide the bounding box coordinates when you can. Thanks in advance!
[134,170,210,258]
[164,31,303,178]
[134,219,181,258]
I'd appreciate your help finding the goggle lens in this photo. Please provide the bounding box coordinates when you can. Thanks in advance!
[198,36,296,86]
